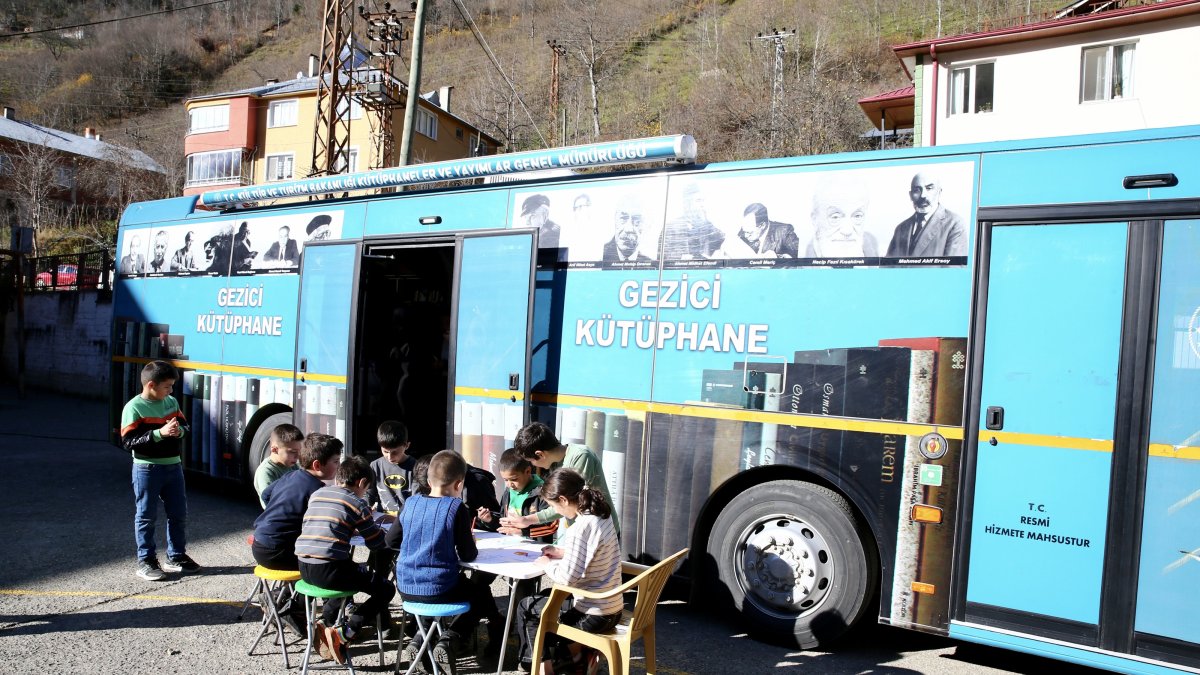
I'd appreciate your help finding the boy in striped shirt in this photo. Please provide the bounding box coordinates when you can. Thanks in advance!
[297,455,395,664]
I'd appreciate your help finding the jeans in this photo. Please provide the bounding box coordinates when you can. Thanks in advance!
[132,462,188,562]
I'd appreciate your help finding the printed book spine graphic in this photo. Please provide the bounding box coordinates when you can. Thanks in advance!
[260,379,276,409]
[620,416,645,561]
[561,407,587,446]
[293,383,306,432]
[839,346,913,618]
[234,376,248,477]
[221,374,237,479]
[181,371,194,470]
[191,373,206,470]
[452,400,463,454]
[304,384,320,437]
[585,410,606,455]
[503,403,523,450]
[740,369,767,471]
[642,414,671,559]
[753,371,781,467]
[206,374,221,477]
[460,401,483,469]
[686,414,715,549]
[793,350,849,473]
[481,402,505,486]
[335,387,347,442]
[710,415,742,493]
[879,337,968,628]
[602,413,628,520]
[319,384,336,436]
[146,323,169,358]
[245,378,260,426]
[275,380,292,410]
[554,406,564,443]
[887,348,935,626]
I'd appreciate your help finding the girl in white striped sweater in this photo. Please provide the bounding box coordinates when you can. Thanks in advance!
[516,468,622,675]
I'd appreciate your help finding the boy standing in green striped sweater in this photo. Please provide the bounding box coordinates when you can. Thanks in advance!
[121,360,200,581]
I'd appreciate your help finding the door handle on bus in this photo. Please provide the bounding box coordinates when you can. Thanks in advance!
[985,406,1004,430]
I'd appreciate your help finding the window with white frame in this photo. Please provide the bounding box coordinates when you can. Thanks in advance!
[337,97,363,120]
[188,104,230,133]
[185,149,243,186]
[949,62,994,115]
[416,107,438,139]
[1081,43,1134,102]
[335,148,359,173]
[267,99,299,128]
[53,165,73,188]
[265,153,295,181]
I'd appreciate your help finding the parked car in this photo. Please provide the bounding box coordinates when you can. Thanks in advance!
[34,264,100,289]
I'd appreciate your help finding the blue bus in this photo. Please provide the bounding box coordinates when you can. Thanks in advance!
[111,127,1199,673]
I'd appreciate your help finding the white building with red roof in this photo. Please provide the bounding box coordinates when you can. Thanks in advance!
[861,0,1200,146]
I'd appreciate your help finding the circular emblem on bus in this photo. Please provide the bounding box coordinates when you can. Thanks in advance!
[1190,305,1200,362]
[919,432,949,460]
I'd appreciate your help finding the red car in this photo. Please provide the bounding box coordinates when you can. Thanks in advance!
[34,264,100,289]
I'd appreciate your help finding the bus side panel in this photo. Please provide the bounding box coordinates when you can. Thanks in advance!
[1135,219,1200,649]
[364,189,510,236]
[978,137,1200,207]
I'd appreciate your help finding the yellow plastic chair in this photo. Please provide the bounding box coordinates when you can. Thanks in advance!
[531,548,688,675]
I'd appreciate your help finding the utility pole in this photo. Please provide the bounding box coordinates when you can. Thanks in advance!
[358,2,416,172]
[397,0,428,167]
[312,0,356,180]
[547,39,566,146]
[755,28,793,154]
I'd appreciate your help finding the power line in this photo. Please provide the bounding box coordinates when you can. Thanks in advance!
[0,0,234,39]
[448,0,547,147]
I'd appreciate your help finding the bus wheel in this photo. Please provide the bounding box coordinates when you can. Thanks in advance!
[246,412,291,482]
[706,480,877,649]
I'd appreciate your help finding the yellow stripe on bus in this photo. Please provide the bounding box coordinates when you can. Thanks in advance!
[982,430,1112,452]
[503,391,967,440]
[1148,443,1200,460]
[112,356,346,385]
[454,387,525,402]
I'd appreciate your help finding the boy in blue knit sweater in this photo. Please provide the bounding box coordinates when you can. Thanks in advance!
[385,450,502,675]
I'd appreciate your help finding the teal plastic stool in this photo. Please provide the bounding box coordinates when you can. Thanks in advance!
[295,580,385,675]
[395,600,470,675]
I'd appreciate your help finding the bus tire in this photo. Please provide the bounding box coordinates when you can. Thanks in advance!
[245,411,292,483]
[705,479,878,649]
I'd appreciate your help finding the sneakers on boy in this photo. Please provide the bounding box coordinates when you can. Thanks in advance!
[314,620,332,660]
[135,558,167,581]
[431,636,457,675]
[398,640,426,674]
[161,554,200,574]
[324,624,348,665]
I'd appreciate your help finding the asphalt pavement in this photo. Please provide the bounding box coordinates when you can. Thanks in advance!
[0,383,1109,675]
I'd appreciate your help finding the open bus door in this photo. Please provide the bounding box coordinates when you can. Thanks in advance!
[290,242,359,451]
[958,209,1200,670]
[448,230,537,486]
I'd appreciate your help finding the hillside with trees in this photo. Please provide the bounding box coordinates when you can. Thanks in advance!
[0,0,1064,253]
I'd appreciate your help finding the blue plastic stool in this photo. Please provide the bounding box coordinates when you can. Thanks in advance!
[394,601,470,675]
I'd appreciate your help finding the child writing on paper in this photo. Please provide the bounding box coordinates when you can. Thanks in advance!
[476,448,558,542]
[386,450,504,674]
[515,468,622,675]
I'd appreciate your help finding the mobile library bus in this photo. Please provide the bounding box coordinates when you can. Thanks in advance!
[112,127,1200,672]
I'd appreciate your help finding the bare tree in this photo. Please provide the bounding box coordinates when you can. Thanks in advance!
[6,134,64,257]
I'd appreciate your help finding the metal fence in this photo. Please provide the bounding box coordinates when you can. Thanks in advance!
[24,249,112,292]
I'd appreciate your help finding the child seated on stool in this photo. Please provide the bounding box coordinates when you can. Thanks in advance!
[296,455,395,664]
[386,450,504,674]
[515,468,622,675]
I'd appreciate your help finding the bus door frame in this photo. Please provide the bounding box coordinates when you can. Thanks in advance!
[955,198,1200,656]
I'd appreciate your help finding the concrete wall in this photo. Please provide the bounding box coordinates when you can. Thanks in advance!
[1,290,113,398]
